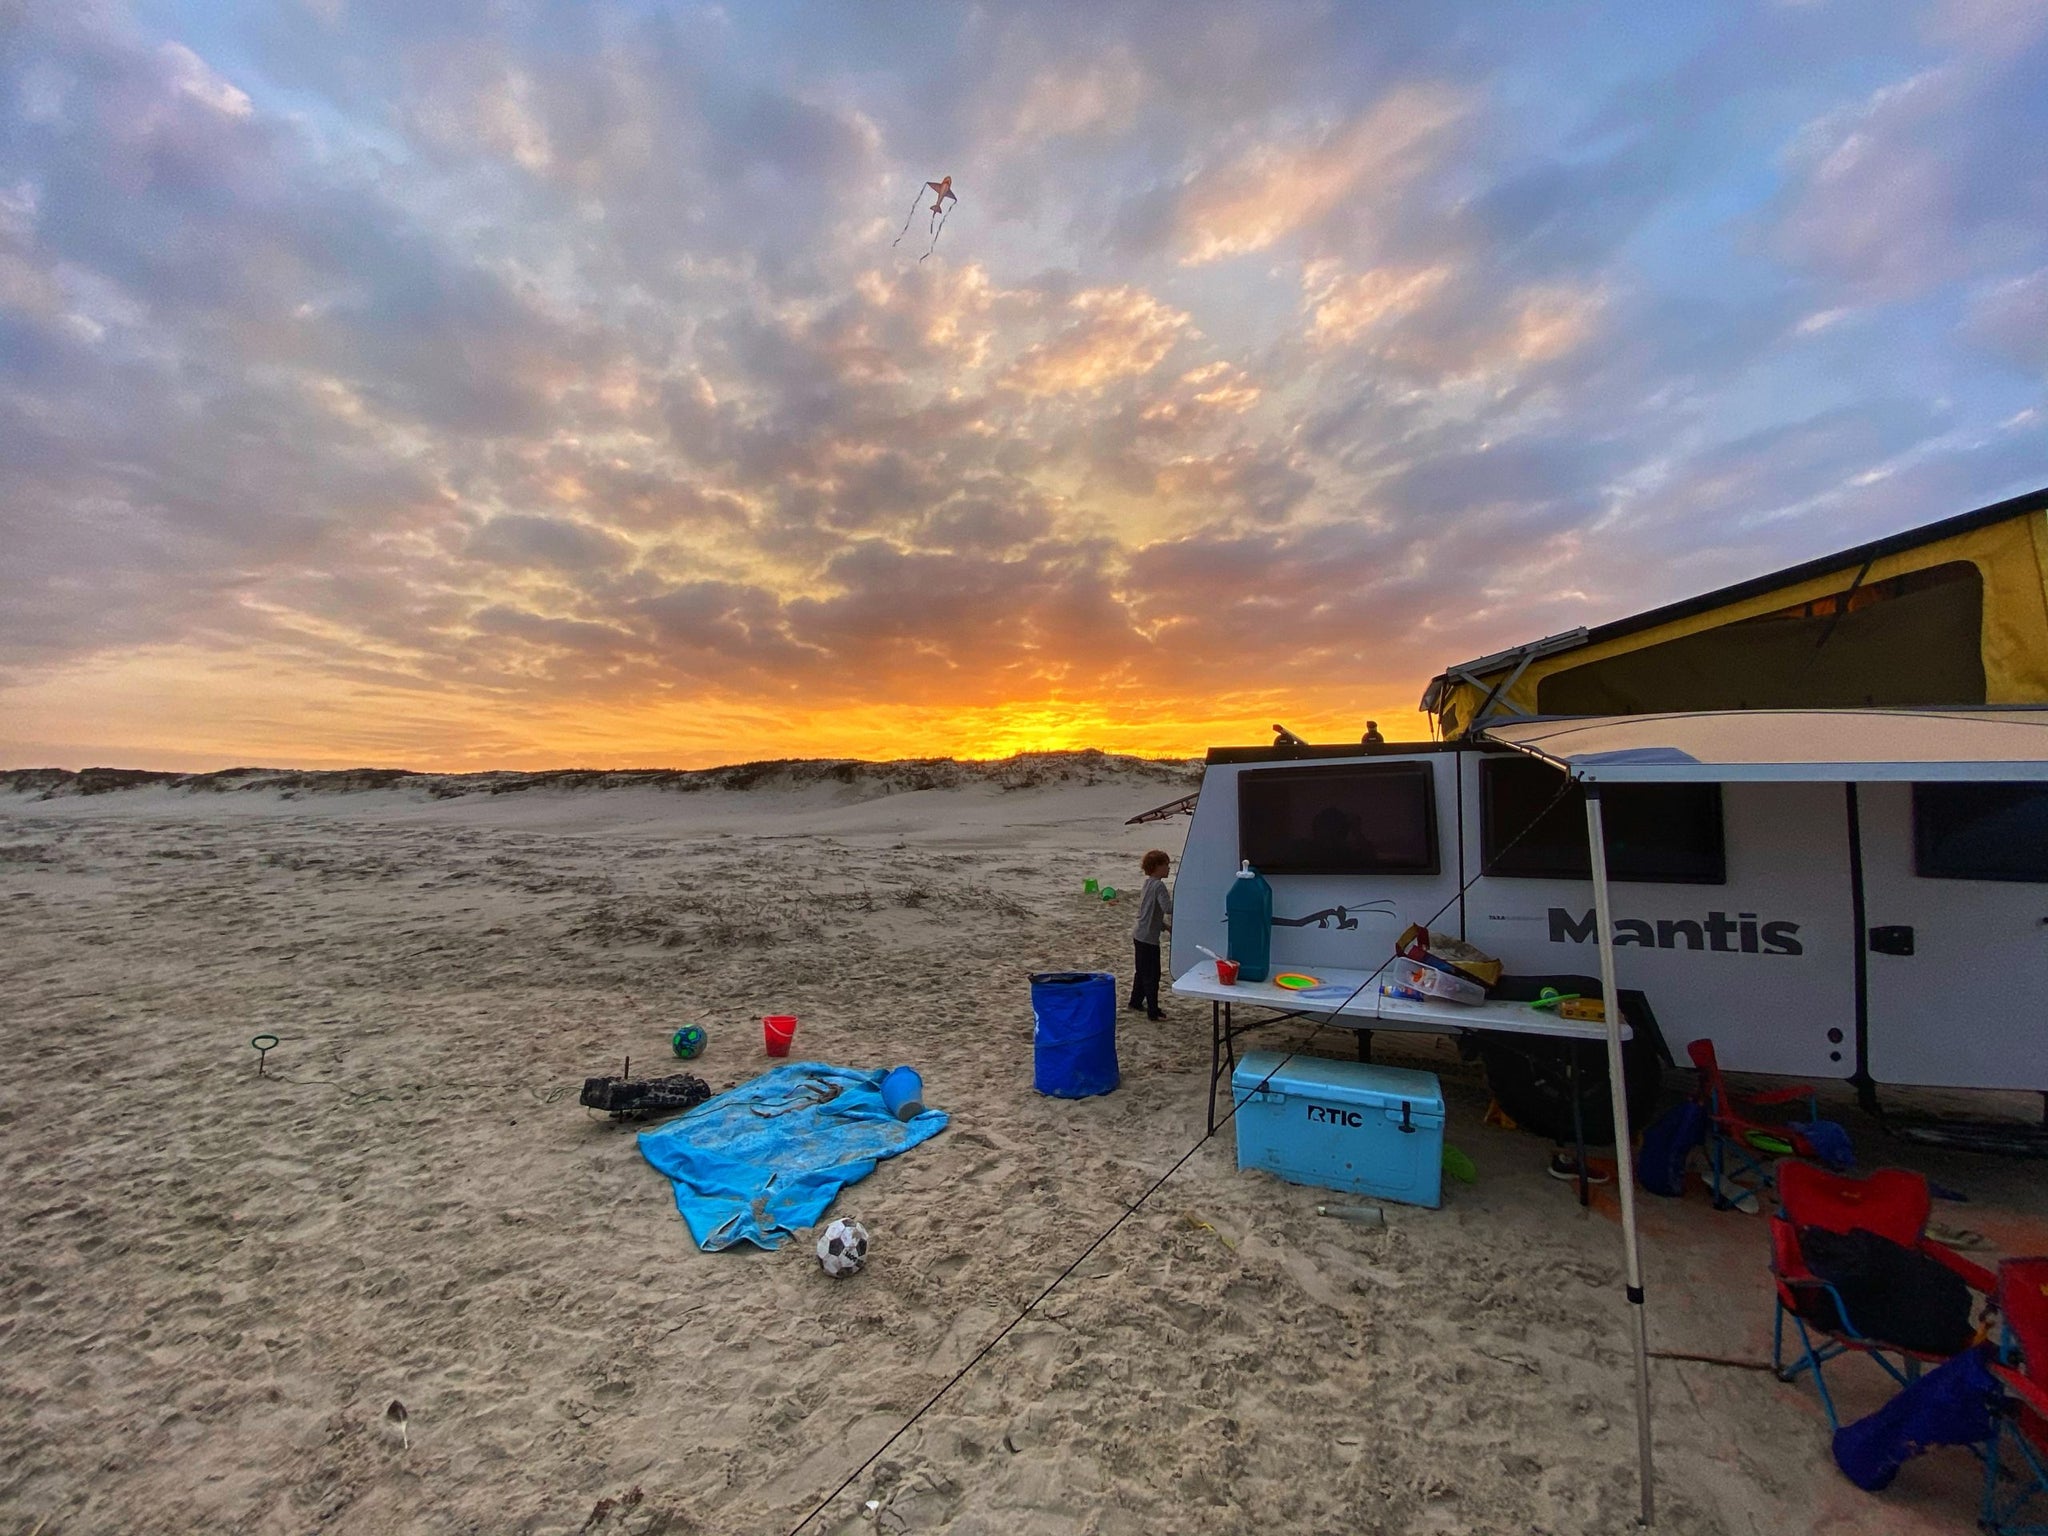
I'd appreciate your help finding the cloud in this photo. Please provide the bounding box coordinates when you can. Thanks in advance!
[1307,263,1453,345]
[1000,286,1191,396]
[1964,267,2048,370]
[1773,41,2048,300]
[1172,84,1468,264]
[1305,259,1605,383]
[1924,0,2048,57]
[1001,47,1148,142]
[466,514,636,572]
[160,42,253,119]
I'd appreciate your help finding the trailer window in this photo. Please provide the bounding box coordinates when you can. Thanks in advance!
[1535,561,1986,715]
[1481,756,1726,884]
[1913,784,2048,882]
[1238,762,1439,876]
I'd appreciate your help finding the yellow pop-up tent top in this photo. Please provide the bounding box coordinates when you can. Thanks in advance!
[1423,486,2048,738]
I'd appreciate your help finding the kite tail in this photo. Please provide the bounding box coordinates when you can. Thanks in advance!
[920,202,953,262]
[891,185,925,248]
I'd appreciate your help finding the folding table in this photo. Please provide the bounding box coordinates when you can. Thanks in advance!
[1173,963,1631,1206]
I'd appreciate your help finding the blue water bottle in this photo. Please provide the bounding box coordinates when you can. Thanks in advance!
[1225,860,1273,983]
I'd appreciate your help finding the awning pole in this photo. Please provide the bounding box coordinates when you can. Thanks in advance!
[1586,783,1655,1526]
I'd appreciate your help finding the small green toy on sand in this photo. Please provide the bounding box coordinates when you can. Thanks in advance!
[671,1025,708,1060]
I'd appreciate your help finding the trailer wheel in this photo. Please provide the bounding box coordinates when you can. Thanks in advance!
[1475,1031,1663,1147]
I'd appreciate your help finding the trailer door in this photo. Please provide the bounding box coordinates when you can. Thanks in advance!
[1858,780,2048,1091]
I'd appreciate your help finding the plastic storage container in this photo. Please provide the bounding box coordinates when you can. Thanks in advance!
[880,1065,926,1120]
[1224,861,1273,983]
[1382,959,1488,1006]
[1031,972,1118,1098]
[1231,1050,1445,1207]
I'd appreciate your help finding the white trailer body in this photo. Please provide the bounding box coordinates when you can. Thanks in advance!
[1172,733,2048,1096]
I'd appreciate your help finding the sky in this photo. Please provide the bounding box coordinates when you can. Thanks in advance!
[1,0,2044,771]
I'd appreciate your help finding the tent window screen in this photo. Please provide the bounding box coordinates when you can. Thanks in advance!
[1237,764,1439,875]
[1481,755,1726,884]
[1536,561,1986,716]
[1913,784,2048,883]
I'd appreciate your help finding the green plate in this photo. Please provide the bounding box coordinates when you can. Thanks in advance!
[1273,972,1322,990]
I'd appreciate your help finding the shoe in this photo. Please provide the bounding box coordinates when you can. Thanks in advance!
[1704,1171,1762,1214]
[1147,1011,1165,1021]
[1125,1003,1145,1013]
[1548,1152,1610,1185]
[1928,1223,1989,1251]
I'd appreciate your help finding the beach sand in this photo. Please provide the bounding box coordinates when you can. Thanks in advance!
[4,755,2040,1534]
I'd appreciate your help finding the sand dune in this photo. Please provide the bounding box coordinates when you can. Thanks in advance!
[2,754,2025,1533]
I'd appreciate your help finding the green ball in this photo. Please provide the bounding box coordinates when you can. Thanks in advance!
[670,1025,708,1060]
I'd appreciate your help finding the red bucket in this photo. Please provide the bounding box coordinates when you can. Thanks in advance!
[763,1014,797,1057]
[1215,958,1240,986]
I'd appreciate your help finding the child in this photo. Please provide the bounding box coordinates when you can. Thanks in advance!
[1128,850,1173,1020]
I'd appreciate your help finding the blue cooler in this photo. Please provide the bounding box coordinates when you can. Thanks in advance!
[1231,1051,1445,1208]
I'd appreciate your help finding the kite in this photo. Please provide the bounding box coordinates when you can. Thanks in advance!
[892,175,957,261]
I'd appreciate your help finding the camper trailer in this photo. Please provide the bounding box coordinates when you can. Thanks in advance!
[1170,725,2048,1136]
[1173,490,2048,1139]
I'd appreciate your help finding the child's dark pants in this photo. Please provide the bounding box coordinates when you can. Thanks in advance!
[1130,941,1162,1016]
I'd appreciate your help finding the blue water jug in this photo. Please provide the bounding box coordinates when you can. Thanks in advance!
[1225,860,1273,983]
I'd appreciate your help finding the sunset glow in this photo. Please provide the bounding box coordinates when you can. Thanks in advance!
[2,3,2043,771]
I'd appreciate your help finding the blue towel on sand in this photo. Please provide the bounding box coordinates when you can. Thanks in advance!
[637,1062,947,1251]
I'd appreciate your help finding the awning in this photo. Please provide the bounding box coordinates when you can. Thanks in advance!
[1480,708,2048,783]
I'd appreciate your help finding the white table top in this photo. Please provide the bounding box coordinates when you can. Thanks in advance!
[1170,964,1628,1044]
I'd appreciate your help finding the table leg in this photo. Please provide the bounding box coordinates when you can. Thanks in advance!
[1570,1040,1589,1209]
[1207,1000,1222,1137]
[1355,1029,1373,1064]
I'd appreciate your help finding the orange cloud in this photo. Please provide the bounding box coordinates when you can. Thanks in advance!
[1305,259,1604,379]
[1307,262,1454,345]
[1506,286,1601,365]
[1137,361,1263,428]
[1001,286,1191,396]
[1003,48,1147,141]
[1175,84,1467,264]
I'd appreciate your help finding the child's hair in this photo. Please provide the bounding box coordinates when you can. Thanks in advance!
[1141,849,1171,875]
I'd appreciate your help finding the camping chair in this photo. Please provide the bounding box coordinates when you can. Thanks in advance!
[1687,1037,1818,1209]
[1770,1162,1997,1430]
[1983,1258,2048,1534]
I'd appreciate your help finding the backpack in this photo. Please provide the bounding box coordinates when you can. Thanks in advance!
[1636,1100,1705,1198]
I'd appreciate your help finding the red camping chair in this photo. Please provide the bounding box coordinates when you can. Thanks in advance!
[1982,1258,2048,1534]
[1688,1038,1819,1209]
[1770,1162,1997,1430]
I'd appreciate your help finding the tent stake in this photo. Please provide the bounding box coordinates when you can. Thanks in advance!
[1587,784,1655,1526]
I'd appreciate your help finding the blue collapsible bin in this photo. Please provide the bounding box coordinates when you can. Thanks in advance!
[1232,1050,1445,1207]
[1031,972,1118,1098]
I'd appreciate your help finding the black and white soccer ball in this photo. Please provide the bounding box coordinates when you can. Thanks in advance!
[816,1217,870,1278]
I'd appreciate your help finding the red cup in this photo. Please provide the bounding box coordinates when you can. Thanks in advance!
[1215,958,1240,986]
[763,1014,797,1057]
